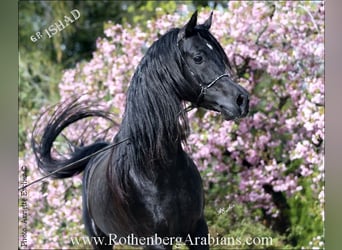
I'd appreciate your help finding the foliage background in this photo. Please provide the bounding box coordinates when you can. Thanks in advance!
[19,1,324,249]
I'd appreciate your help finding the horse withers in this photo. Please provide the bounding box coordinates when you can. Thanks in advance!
[32,11,249,250]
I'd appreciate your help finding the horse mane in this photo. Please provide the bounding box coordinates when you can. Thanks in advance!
[117,28,194,171]
[104,28,199,233]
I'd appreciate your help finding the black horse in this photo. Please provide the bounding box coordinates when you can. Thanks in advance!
[32,11,249,250]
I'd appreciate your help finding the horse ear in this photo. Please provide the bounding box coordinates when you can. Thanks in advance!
[178,10,198,42]
[202,11,213,30]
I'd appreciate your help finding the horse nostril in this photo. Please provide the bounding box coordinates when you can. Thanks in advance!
[236,94,244,106]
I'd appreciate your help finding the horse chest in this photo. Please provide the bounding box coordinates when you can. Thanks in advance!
[136,159,204,234]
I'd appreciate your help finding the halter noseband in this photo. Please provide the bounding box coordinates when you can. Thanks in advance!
[195,73,229,105]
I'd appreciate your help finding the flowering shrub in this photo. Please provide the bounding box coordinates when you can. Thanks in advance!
[19,2,324,249]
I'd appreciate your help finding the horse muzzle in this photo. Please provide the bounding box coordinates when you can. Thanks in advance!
[219,92,249,121]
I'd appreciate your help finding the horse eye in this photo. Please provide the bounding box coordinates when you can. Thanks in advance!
[193,55,203,64]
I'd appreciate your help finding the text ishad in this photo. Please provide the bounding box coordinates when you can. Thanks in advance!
[30,9,80,42]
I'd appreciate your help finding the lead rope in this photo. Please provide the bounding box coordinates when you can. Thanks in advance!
[18,137,130,191]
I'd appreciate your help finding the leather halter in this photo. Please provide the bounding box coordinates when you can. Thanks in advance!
[195,73,229,105]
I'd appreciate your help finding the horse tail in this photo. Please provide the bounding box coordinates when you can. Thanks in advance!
[31,99,114,179]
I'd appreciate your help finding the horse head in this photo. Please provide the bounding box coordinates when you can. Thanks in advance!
[177,11,249,120]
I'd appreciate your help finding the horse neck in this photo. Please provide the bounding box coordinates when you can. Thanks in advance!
[115,29,192,174]
[118,68,187,171]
